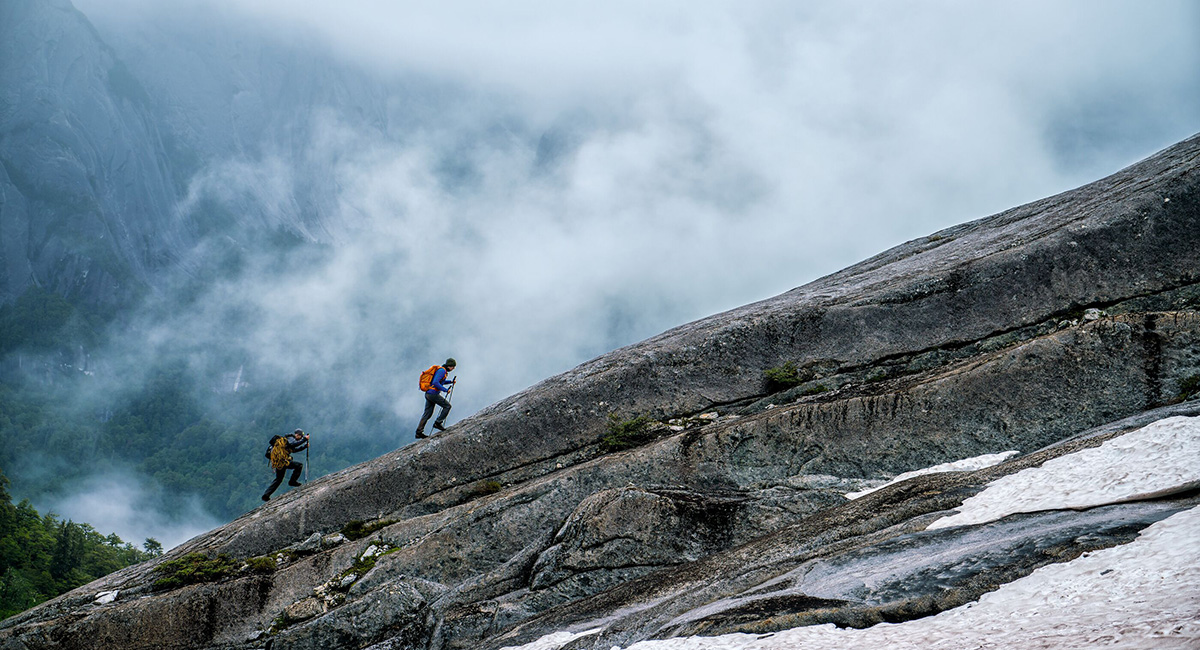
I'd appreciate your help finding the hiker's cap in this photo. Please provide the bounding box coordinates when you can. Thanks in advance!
[294,429,304,435]
[445,358,457,367]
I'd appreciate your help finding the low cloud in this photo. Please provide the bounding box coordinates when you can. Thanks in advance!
[39,473,222,551]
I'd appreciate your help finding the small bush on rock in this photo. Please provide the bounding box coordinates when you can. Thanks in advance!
[600,414,654,452]
[246,556,278,574]
[764,362,802,392]
[153,553,239,590]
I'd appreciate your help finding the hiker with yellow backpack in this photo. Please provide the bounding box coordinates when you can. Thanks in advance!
[416,358,457,438]
[262,429,309,501]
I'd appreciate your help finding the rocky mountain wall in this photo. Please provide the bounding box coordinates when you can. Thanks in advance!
[0,0,185,307]
[0,0,401,309]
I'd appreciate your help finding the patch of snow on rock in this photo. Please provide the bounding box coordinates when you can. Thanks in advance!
[928,415,1200,530]
[93,590,118,605]
[610,505,1200,649]
[501,627,602,650]
[845,450,1020,500]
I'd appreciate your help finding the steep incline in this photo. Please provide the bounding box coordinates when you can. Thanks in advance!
[197,133,1198,559]
[1,135,1197,650]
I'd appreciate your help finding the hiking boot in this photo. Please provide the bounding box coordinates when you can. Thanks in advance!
[288,481,302,487]
[432,422,446,432]
[415,431,428,439]
[261,495,270,501]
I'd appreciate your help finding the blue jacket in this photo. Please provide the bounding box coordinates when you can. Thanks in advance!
[426,367,453,395]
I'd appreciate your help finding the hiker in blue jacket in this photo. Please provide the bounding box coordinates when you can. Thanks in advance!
[416,358,456,438]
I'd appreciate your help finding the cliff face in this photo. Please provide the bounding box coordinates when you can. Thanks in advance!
[0,0,185,308]
[0,0,394,310]
[1,136,1198,649]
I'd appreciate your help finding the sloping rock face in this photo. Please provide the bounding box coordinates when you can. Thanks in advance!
[1,136,1197,649]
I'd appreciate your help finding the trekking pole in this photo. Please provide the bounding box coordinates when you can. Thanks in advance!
[447,378,456,404]
[305,435,310,483]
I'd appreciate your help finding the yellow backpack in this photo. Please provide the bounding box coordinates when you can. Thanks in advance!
[268,437,292,469]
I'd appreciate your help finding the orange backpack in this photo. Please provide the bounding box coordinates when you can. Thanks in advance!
[418,365,441,392]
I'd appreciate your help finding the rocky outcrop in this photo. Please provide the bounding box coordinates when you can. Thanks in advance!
[1,135,1197,649]
[493,403,1200,648]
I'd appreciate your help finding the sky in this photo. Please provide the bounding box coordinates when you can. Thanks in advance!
[48,0,1200,546]
[505,415,1200,649]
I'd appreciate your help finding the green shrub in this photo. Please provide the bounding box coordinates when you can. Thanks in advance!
[599,414,654,452]
[764,362,802,392]
[153,553,239,590]
[245,556,278,574]
[340,519,395,541]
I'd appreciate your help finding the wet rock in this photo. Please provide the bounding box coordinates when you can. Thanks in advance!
[659,499,1194,636]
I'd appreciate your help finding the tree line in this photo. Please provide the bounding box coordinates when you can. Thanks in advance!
[0,469,161,620]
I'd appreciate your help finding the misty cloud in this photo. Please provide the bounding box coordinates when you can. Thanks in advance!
[39,472,221,551]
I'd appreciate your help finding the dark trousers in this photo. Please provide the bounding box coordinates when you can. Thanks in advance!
[417,392,451,433]
[263,461,303,498]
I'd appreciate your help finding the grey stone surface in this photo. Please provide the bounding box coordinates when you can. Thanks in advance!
[495,407,1200,649]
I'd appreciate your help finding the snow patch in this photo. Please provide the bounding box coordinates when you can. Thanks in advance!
[928,415,1200,530]
[93,590,118,605]
[611,505,1200,649]
[500,627,602,650]
[845,450,1020,500]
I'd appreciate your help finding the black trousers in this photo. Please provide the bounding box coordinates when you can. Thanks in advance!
[263,461,303,498]
[417,392,451,433]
